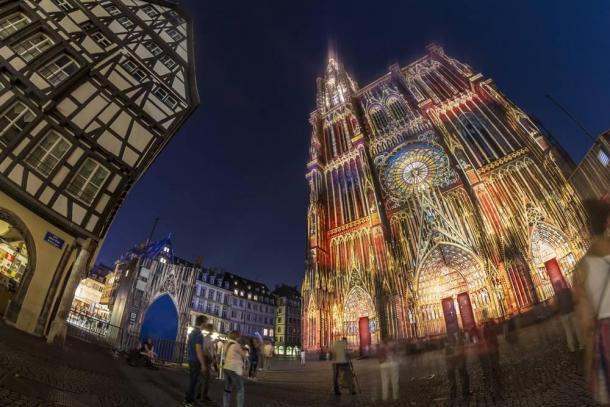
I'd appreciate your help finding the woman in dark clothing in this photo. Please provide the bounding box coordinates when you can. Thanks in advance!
[248,339,259,379]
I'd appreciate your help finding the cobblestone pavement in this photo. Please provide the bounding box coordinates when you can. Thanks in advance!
[0,317,602,406]
[0,320,150,407]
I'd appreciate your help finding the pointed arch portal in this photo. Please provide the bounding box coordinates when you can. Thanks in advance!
[343,286,378,351]
[415,243,490,337]
[140,294,178,360]
[530,223,576,301]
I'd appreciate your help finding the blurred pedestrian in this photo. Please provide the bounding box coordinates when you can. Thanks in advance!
[248,338,259,380]
[222,330,246,407]
[478,310,502,398]
[201,323,215,402]
[573,199,610,405]
[263,340,273,370]
[300,349,306,365]
[556,287,583,352]
[445,330,471,403]
[183,315,207,407]
[378,339,400,401]
[332,337,355,396]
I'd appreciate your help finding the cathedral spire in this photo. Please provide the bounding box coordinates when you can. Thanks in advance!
[317,46,358,112]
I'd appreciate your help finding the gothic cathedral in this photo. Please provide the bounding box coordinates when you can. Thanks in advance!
[301,45,588,353]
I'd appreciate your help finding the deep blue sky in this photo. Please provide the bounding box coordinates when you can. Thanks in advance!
[98,0,610,288]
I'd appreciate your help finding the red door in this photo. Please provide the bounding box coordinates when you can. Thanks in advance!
[358,317,371,355]
[544,258,567,294]
[457,292,475,331]
[441,297,459,337]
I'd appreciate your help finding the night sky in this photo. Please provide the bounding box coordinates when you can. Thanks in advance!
[98,0,610,289]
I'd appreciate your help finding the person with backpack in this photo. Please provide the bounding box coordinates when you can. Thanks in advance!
[573,199,610,405]
[222,330,246,407]
[184,315,208,407]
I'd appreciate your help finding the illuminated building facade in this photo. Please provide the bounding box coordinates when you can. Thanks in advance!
[301,45,588,352]
[570,130,610,201]
[109,236,198,347]
[272,284,301,356]
[0,0,198,339]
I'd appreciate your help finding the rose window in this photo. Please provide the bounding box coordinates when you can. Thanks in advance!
[381,142,454,200]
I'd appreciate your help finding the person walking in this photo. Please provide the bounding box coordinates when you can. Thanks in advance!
[573,199,610,405]
[222,331,246,407]
[378,339,400,402]
[263,341,273,370]
[201,323,215,402]
[332,337,355,396]
[300,349,306,365]
[184,315,207,407]
[248,338,259,380]
[478,311,502,398]
[557,287,583,352]
[445,330,471,403]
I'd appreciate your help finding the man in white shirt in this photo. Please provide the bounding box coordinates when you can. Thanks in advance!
[222,330,246,407]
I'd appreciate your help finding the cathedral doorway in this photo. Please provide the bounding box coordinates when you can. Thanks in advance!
[343,286,378,352]
[530,223,575,300]
[415,243,490,337]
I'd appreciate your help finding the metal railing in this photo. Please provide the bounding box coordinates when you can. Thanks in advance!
[66,308,121,348]
[122,333,187,364]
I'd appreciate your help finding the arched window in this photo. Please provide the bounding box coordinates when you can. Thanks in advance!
[457,112,497,160]
[369,107,389,134]
[387,98,407,121]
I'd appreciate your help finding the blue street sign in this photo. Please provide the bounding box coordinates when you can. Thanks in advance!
[44,232,64,249]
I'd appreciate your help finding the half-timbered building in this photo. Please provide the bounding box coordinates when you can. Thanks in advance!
[0,0,199,337]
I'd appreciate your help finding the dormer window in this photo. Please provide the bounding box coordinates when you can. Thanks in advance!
[159,257,167,264]
[166,28,182,42]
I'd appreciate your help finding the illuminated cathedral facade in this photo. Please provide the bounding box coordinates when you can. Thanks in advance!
[301,44,588,352]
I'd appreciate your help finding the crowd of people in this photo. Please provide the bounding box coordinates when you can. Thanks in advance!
[183,315,276,407]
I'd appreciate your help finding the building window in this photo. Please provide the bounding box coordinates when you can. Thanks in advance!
[145,42,163,57]
[104,5,121,16]
[80,21,95,32]
[13,33,53,62]
[0,12,30,39]
[117,16,134,29]
[67,158,110,205]
[142,5,158,17]
[91,31,111,48]
[122,59,147,82]
[25,130,71,176]
[39,54,79,86]
[153,87,178,109]
[54,0,74,12]
[598,149,609,167]
[0,101,35,147]
[387,98,408,121]
[159,54,176,69]
[166,28,182,41]
[159,257,167,264]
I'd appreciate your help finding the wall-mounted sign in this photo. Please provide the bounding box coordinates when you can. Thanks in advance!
[44,232,65,250]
